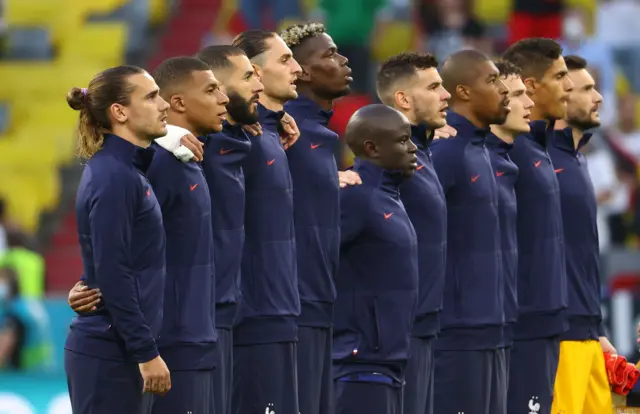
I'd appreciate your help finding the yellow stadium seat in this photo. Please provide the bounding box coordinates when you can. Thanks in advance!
[5,0,61,27]
[58,23,128,67]
[0,167,58,232]
[372,21,414,62]
[149,0,170,25]
[473,0,511,25]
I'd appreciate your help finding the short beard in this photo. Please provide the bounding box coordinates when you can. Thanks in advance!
[226,91,259,125]
[568,111,600,131]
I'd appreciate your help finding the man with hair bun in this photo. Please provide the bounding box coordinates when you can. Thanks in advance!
[63,66,171,414]
[279,21,358,414]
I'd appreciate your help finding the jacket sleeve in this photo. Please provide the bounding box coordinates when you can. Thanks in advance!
[339,187,369,246]
[88,168,159,363]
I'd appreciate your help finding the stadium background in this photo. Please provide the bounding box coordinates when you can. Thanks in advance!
[1,0,640,412]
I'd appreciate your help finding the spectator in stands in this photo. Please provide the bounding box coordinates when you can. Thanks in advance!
[0,230,45,299]
[319,0,386,94]
[596,0,640,93]
[613,94,640,159]
[418,0,492,60]
[0,266,53,372]
[560,7,617,128]
[240,0,303,31]
[507,0,564,45]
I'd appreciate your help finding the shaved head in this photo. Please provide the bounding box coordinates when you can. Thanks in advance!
[440,49,491,102]
[346,104,416,176]
[346,105,405,156]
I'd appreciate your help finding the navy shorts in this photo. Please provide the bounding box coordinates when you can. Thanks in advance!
[151,370,215,414]
[403,336,434,414]
[232,342,299,414]
[65,349,150,414]
[507,337,560,414]
[433,348,507,414]
[335,373,403,414]
[213,327,233,414]
[297,326,333,414]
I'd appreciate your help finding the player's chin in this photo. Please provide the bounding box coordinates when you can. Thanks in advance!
[155,125,168,138]
[288,89,298,100]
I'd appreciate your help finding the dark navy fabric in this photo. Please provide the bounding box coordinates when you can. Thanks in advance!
[430,112,504,350]
[67,134,165,363]
[400,124,447,339]
[213,327,233,414]
[200,123,252,329]
[334,375,403,414]
[549,128,604,340]
[150,370,215,414]
[65,348,150,414]
[403,336,435,414]
[486,133,519,347]
[285,95,340,328]
[235,103,300,345]
[232,342,299,414]
[333,159,418,383]
[297,326,333,414]
[433,348,505,414]
[507,337,560,414]
[509,120,568,340]
[147,145,216,371]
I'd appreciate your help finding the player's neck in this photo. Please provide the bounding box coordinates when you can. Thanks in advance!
[450,104,489,129]
[167,113,199,137]
[297,86,333,112]
[489,125,515,144]
[259,93,285,112]
[555,119,585,149]
[110,125,152,148]
[530,106,547,122]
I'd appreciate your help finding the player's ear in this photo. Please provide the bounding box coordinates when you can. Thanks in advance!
[170,94,187,113]
[109,103,128,124]
[522,77,537,95]
[455,84,471,101]
[394,90,410,111]
[363,140,379,158]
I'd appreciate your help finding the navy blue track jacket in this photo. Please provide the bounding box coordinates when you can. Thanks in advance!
[200,123,252,328]
[67,134,166,363]
[549,128,604,340]
[399,124,447,338]
[430,111,504,350]
[235,104,300,345]
[486,133,519,346]
[509,120,568,340]
[284,95,340,328]
[333,158,418,382]
[146,144,216,371]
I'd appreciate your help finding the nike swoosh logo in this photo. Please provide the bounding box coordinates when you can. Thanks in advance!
[311,143,321,149]
[220,148,233,155]
[496,171,505,177]
[534,160,542,168]
[555,168,564,173]
[267,159,275,166]
[471,175,480,183]
[384,213,393,219]
[190,184,198,191]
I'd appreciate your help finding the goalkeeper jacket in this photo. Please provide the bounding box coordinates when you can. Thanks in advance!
[549,128,604,340]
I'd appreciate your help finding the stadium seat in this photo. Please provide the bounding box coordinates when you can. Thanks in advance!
[58,23,128,67]
[5,27,52,60]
